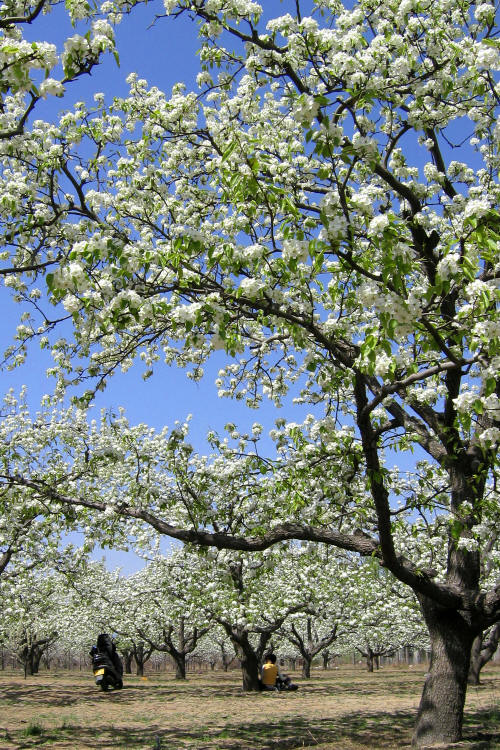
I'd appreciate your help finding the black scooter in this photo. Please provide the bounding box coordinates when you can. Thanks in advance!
[90,633,123,691]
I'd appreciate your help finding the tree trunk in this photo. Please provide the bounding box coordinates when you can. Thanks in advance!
[230,635,261,691]
[322,650,330,670]
[239,648,261,691]
[412,599,475,747]
[302,654,312,678]
[32,649,43,674]
[123,650,133,675]
[223,624,264,691]
[135,643,146,676]
[366,649,374,673]
[173,652,186,680]
[468,634,483,686]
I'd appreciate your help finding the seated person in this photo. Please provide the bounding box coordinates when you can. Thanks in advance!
[261,652,279,691]
[261,652,299,692]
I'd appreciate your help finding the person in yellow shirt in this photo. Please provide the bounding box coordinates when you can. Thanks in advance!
[261,653,299,692]
[261,653,279,690]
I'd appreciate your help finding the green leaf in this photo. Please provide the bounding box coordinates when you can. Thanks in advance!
[221,141,237,163]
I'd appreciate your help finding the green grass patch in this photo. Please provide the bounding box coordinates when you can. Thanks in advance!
[23,721,43,737]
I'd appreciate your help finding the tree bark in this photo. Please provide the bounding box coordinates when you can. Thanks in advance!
[412,598,476,747]
[302,654,312,678]
[322,650,330,670]
[173,652,187,680]
[366,649,374,673]
[226,629,262,691]
[133,642,152,676]
[122,649,133,675]
[239,646,261,691]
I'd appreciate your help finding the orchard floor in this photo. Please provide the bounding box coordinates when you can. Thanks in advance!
[0,664,499,750]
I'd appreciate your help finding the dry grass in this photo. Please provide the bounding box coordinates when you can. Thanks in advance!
[0,664,498,750]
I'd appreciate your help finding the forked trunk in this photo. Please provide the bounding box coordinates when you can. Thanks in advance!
[225,625,263,691]
[412,598,475,747]
[468,624,500,686]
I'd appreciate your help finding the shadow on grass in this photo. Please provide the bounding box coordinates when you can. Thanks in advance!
[0,671,432,707]
[5,707,500,750]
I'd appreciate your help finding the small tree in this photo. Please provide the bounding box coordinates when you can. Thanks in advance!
[468,623,500,686]
[122,556,212,680]
[0,565,68,676]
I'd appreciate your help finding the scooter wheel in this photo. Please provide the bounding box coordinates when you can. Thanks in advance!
[100,680,109,692]
[116,680,123,690]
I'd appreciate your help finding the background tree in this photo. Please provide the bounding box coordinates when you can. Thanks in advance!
[125,556,212,679]
[277,545,359,678]
[0,564,70,676]
[152,544,315,691]
[342,562,429,672]
[195,627,237,672]
[468,622,500,686]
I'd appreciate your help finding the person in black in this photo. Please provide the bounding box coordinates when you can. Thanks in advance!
[90,633,124,686]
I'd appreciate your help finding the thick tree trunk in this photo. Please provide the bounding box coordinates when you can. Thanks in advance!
[230,634,261,691]
[366,649,374,673]
[412,599,475,747]
[223,623,266,691]
[239,649,261,691]
[32,650,43,674]
[302,654,312,678]
[173,653,186,680]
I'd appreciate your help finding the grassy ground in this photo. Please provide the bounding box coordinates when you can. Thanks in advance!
[0,664,498,750]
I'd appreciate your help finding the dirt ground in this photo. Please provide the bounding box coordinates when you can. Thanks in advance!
[0,664,498,750]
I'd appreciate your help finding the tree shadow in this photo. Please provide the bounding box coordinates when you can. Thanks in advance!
[2,673,499,749]
[4,707,500,749]
[3,710,416,749]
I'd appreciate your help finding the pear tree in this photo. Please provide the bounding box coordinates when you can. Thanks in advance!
[0,564,71,675]
[121,556,212,679]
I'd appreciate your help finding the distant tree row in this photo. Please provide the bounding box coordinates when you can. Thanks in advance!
[1,543,498,687]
